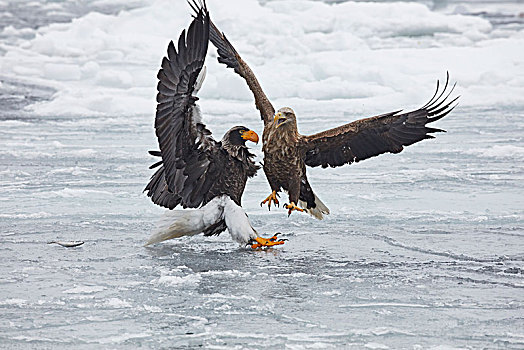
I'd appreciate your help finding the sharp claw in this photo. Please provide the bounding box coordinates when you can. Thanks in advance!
[251,235,286,249]
[261,191,279,212]
[284,202,304,216]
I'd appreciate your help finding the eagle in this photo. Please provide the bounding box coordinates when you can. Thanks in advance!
[144,3,284,248]
[190,0,459,219]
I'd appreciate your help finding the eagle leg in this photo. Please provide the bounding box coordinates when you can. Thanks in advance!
[284,202,304,216]
[250,233,286,249]
[260,190,279,210]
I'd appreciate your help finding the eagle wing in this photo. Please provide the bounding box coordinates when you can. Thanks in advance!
[188,0,275,126]
[301,74,459,168]
[146,4,221,209]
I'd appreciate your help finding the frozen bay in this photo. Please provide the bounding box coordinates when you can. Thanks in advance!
[1,0,523,348]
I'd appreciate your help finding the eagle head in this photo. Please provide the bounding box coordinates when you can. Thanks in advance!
[222,126,259,149]
[222,126,259,161]
[274,107,296,129]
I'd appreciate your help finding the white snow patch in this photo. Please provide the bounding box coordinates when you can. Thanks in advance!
[68,148,97,157]
[63,285,106,294]
[465,145,524,159]
[0,0,521,118]
[341,302,430,308]
[1,298,27,306]
[95,332,151,344]
[200,269,251,278]
[142,304,163,313]
[365,343,389,350]
[53,188,112,198]
[153,273,201,287]
[104,297,132,308]
[0,212,53,219]
[49,166,90,176]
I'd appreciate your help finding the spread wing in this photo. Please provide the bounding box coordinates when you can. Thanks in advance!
[188,0,275,126]
[301,74,459,168]
[146,4,220,208]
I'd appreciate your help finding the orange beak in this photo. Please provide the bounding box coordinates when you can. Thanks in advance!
[241,129,259,144]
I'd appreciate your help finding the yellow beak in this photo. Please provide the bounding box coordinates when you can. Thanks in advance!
[274,112,286,129]
[241,129,259,144]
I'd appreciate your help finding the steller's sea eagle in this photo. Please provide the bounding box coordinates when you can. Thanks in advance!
[189,0,459,219]
[144,3,284,248]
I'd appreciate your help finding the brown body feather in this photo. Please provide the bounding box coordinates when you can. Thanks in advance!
[263,122,302,204]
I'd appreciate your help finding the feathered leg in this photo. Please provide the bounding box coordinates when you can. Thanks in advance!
[223,197,285,248]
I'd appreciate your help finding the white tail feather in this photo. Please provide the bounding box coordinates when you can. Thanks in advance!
[298,193,330,220]
[145,195,258,246]
[145,211,206,246]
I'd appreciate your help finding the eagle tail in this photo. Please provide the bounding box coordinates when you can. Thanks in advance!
[144,195,258,246]
[144,207,216,246]
[299,194,330,220]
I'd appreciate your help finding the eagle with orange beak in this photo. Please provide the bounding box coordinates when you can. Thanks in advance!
[144,3,283,248]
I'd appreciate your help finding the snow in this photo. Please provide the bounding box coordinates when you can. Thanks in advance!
[63,285,106,294]
[0,0,522,118]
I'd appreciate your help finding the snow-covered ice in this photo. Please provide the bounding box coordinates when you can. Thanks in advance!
[0,0,523,348]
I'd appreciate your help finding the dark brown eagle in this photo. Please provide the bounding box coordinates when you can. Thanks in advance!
[144,3,283,248]
[190,1,459,219]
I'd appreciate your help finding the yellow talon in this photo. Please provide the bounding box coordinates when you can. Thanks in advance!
[251,234,285,249]
[284,202,304,216]
[261,190,279,210]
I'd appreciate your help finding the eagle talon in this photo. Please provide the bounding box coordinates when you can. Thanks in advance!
[250,234,285,249]
[261,190,279,211]
[284,202,304,216]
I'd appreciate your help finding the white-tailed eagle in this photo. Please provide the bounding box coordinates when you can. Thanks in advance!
[190,0,459,219]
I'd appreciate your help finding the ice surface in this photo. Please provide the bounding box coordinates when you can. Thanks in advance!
[1,0,523,349]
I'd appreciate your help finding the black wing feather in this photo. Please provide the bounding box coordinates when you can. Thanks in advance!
[146,3,222,209]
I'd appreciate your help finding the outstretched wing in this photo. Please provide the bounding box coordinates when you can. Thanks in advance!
[148,3,219,208]
[301,74,459,168]
[188,0,275,126]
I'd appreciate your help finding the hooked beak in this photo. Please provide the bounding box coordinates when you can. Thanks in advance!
[241,129,259,144]
[274,112,286,129]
